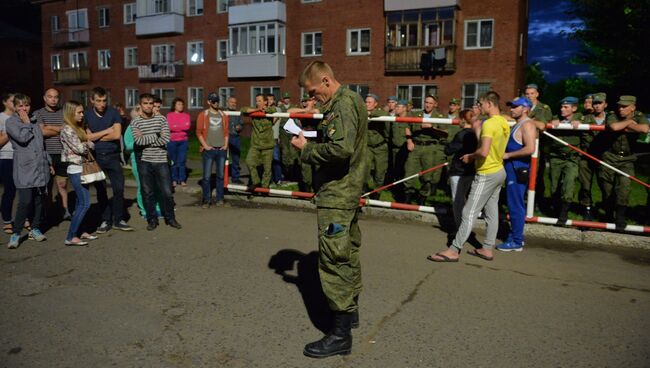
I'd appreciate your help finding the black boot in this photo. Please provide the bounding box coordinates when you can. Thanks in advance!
[556,202,570,226]
[615,205,627,231]
[351,309,359,329]
[583,206,593,222]
[303,312,353,358]
[404,192,414,205]
[416,193,426,206]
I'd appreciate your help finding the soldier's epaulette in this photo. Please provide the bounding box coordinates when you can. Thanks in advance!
[543,104,550,109]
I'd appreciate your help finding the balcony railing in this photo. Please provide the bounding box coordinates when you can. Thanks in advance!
[135,0,184,36]
[53,67,90,85]
[137,62,184,81]
[228,0,285,24]
[385,45,456,74]
[52,28,90,48]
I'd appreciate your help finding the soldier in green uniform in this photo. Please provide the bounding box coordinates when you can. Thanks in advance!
[403,95,447,204]
[287,94,320,192]
[242,94,276,188]
[390,100,410,201]
[278,93,300,182]
[525,84,553,210]
[578,92,608,220]
[582,93,594,115]
[292,61,367,358]
[599,95,649,230]
[447,97,461,119]
[364,93,389,198]
[548,97,584,225]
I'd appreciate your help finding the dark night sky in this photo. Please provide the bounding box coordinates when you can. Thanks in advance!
[527,0,591,82]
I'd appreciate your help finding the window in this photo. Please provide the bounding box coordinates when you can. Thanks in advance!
[72,90,88,106]
[347,28,370,55]
[151,88,175,108]
[188,87,204,109]
[217,39,228,61]
[465,19,493,49]
[301,32,322,57]
[124,3,136,24]
[462,83,491,108]
[386,8,454,48]
[302,0,321,2]
[397,85,437,110]
[69,51,87,68]
[125,88,139,108]
[219,87,234,104]
[230,22,284,55]
[347,84,369,98]
[152,44,175,64]
[124,47,138,68]
[153,0,171,14]
[51,15,59,33]
[187,0,203,16]
[187,41,204,64]
[251,87,279,105]
[98,49,111,70]
[51,54,62,71]
[99,7,110,27]
[217,0,228,13]
[66,9,88,30]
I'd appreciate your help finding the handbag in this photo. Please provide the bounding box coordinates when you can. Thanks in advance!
[81,150,106,184]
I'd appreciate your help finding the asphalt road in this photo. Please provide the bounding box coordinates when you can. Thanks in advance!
[1,189,650,367]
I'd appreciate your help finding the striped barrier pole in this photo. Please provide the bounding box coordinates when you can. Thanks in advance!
[361,162,448,198]
[526,138,539,218]
[526,216,650,234]
[542,131,650,189]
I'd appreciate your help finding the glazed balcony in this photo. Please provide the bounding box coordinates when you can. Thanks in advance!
[53,67,90,85]
[385,45,456,74]
[135,0,184,36]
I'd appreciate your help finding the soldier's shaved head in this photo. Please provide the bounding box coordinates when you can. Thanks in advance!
[299,60,335,87]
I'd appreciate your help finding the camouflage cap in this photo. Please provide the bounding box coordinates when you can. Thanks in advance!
[449,98,461,105]
[283,92,290,99]
[592,93,607,103]
[617,95,636,106]
[525,83,539,91]
[407,100,413,106]
[301,93,310,101]
[584,93,594,100]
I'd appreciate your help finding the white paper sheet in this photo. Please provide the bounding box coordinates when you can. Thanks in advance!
[283,118,317,138]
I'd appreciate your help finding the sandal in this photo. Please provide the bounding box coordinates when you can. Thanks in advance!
[81,233,98,241]
[3,223,13,234]
[23,221,31,231]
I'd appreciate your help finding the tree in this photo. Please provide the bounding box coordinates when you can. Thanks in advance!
[569,0,650,109]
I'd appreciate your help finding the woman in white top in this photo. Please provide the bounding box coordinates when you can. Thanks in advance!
[0,93,15,234]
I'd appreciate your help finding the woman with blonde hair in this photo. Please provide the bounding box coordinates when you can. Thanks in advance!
[60,100,112,246]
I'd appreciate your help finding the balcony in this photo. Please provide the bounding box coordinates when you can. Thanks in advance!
[228,0,285,25]
[138,62,184,81]
[135,0,184,36]
[52,29,90,48]
[53,67,90,85]
[385,45,456,74]
[384,0,458,11]
[228,54,285,78]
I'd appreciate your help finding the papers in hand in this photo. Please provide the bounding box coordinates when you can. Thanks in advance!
[284,118,317,138]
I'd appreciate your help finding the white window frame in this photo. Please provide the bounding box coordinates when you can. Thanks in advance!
[219,87,235,105]
[124,47,138,69]
[125,88,139,108]
[98,7,109,28]
[152,44,175,64]
[151,88,175,108]
[187,0,204,16]
[302,0,321,3]
[347,84,369,98]
[152,0,171,14]
[250,86,280,106]
[51,54,62,71]
[301,31,322,57]
[461,83,491,109]
[51,15,60,33]
[464,19,494,50]
[69,51,87,68]
[346,28,371,56]
[187,41,204,65]
[217,0,228,13]
[396,84,438,110]
[229,22,283,56]
[188,87,204,109]
[217,39,228,61]
[123,3,136,24]
[66,8,88,30]
[98,49,111,70]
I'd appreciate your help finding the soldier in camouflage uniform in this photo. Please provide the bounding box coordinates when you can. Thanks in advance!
[525,84,553,210]
[287,94,320,192]
[548,97,585,225]
[364,93,388,198]
[292,61,368,358]
[403,95,447,204]
[599,95,649,230]
[390,100,410,202]
[243,94,276,188]
[278,94,300,183]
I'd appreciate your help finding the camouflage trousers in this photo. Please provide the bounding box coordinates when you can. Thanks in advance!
[317,207,362,312]
[549,154,579,203]
[404,143,445,198]
[245,146,273,188]
[599,152,635,206]
[367,143,388,190]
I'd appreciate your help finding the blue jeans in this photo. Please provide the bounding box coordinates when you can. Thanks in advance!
[505,161,528,245]
[202,149,227,202]
[272,143,283,183]
[229,134,241,181]
[0,159,16,223]
[168,140,188,183]
[66,173,90,241]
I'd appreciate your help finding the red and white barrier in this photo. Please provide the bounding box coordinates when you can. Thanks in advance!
[526,216,650,234]
[362,162,448,198]
[526,138,540,218]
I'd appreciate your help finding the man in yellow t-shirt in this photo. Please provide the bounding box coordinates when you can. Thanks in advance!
[428,91,509,262]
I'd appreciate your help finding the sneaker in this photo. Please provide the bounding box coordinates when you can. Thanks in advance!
[201,201,210,209]
[146,221,158,231]
[166,219,182,229]
[28,229,47,242]
[215,200,225,207]
[64,239,88,246]
[7,234,20,249]
[496,241,524,252]
[114,221,134,232]
[96,221,111,234]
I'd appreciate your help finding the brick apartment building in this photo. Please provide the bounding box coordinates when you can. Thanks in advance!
[34,0,528,117]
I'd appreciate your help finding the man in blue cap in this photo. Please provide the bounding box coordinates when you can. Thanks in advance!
[548,96,585,225]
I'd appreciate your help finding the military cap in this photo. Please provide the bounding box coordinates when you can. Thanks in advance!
[560,96,579,105]
[301,93,310,101]
[397,99,408,106]
[617,95,636,106]
[366,93,379,102]
[388,96,398,102]
[506,96,532,109]
[449,98,461,105]
[283,92,290,99]
[584,93,594,100]
[525,83,539,90]
[407,100,413,106]
[592,93,607,103]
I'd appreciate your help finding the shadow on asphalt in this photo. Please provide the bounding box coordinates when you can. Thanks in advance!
[268,249,333,334]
